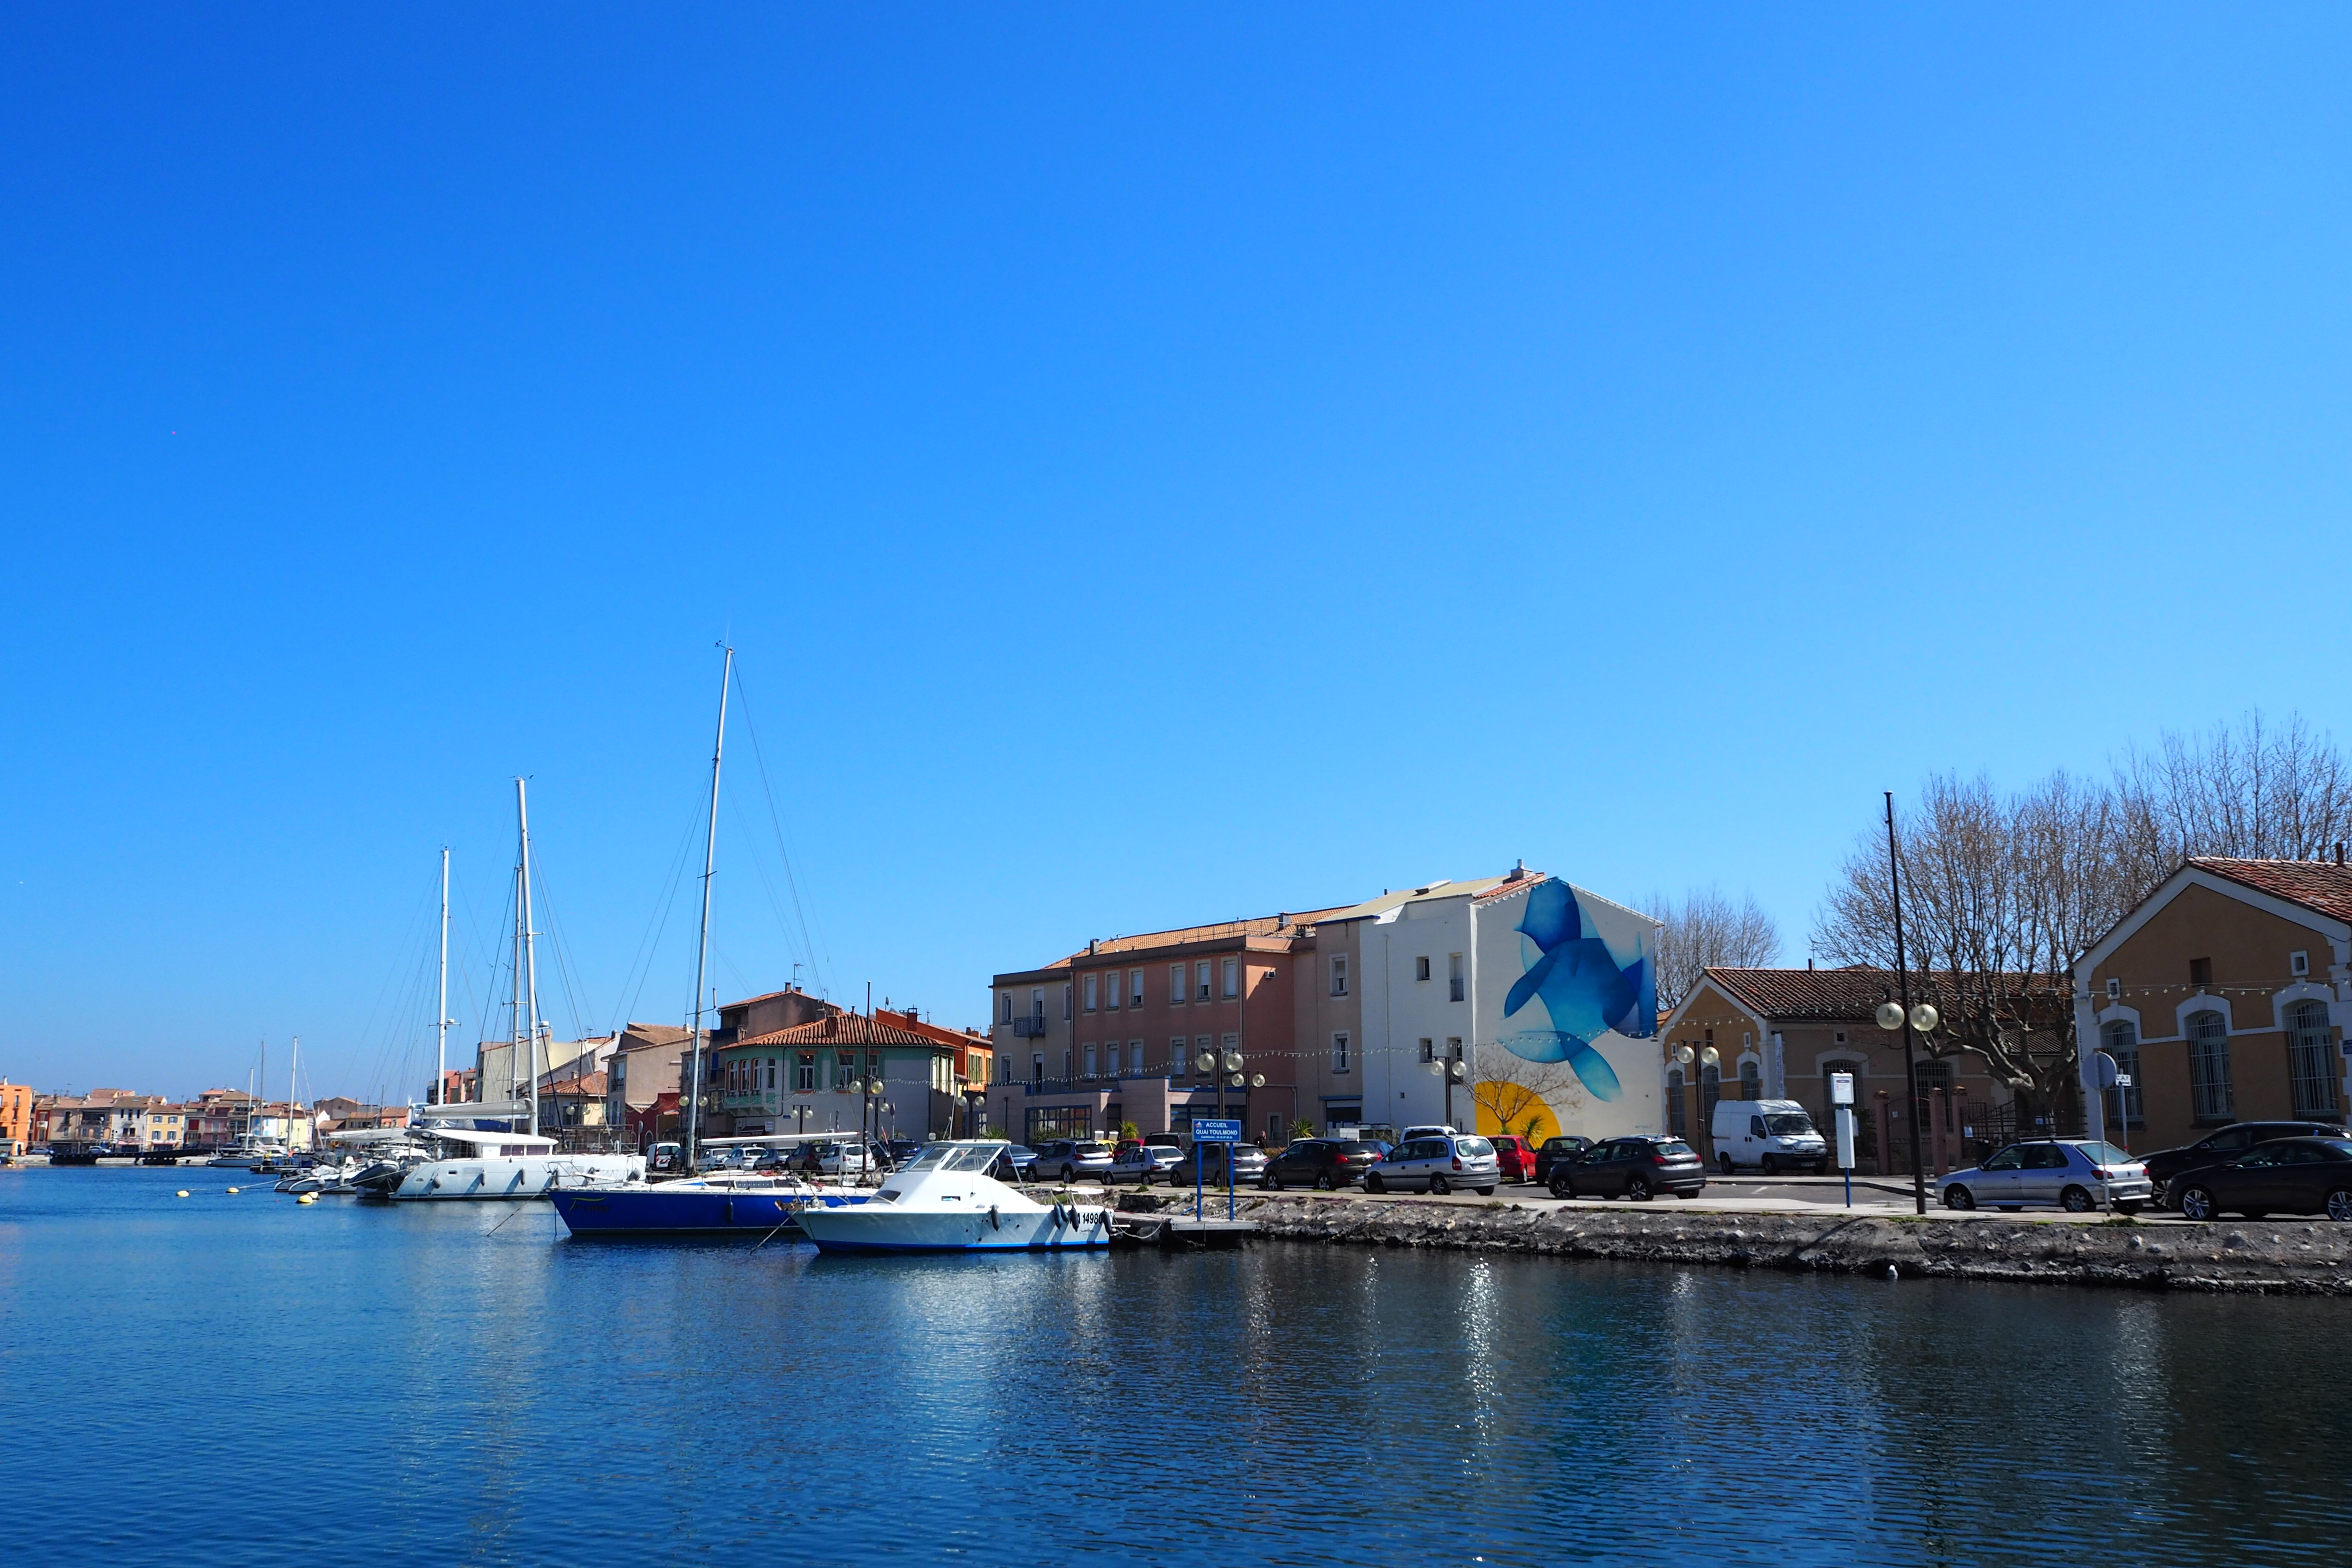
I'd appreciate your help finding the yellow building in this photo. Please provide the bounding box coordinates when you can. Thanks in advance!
[0,1080,32,1156]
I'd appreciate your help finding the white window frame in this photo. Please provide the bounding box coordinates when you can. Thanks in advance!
[1196,962,1212,1002]
[1129,1040,1145,1074]
[1083,1043,1097,1079]
[1415,955,1431,983]
[1130,969,1144,1007]
[1170,964,1186,1005]
[1222,958,1239,998]
[1170,1037,1188,1075]
[1331,954,1349,997]
[1449,953,1464,1002]
[1083,974,1098,1012]
[2291,950,2310,977]
[1332,1032,1351,1073]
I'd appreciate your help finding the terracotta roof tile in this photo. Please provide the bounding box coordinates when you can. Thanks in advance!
[1696,966,2066,1022]
[2188,856,2352,923]
[1063,904,1357,962]
[736,1015,946,1049]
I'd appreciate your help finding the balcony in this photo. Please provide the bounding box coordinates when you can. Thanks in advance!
[1011,1015,1049,1039]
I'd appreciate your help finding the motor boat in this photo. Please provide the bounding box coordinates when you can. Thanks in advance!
[388,1127,645,1200]
[792,1139,1113,1254]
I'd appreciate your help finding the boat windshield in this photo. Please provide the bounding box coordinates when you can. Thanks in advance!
[905,1145,955,1172]
[943,1145,997,1172]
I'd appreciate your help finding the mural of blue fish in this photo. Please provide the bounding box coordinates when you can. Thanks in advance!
[1497,880,1655,1100]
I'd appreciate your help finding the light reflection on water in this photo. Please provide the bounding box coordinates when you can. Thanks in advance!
[4,1166,2349,1567]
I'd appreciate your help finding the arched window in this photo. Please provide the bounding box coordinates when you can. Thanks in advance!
[1699,1062,1721,1123]
[2287,1000,2338,1118]
[1666,1067,1686,1137]
[2188,1010,2233,1124]
[1738,1060,1761,1100]
[2102,1020,2142,1129]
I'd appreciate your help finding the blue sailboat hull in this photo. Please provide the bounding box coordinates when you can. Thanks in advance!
[548,1184,865,1238]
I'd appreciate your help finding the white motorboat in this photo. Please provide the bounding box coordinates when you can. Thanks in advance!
[389,1128,645,1200]
[793,1139,1113,1253]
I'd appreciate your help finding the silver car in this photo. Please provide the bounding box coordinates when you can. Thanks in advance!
[1363,1134,1503,1196]
[1106,1143,1184,1185]
[1032,1139,1115,1182]
[1940,1139,2152,1214]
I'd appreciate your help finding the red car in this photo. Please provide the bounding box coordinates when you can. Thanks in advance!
[1488,1134,1537,1183]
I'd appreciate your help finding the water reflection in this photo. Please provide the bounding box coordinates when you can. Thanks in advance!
[6,1169,2352,1566]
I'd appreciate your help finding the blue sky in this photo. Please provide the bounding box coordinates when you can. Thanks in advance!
[6,6,2351,1100]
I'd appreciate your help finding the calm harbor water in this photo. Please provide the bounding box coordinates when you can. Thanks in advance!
[4,1166,2349,1567]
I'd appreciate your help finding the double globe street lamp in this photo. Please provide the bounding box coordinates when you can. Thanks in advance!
[1873,998,1939,1213]
[1427,1052,1466,1129]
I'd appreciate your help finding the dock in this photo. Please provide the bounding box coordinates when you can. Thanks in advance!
[1112,1213,1260,1250]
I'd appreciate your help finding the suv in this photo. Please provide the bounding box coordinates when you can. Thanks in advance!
[1032,1139,1115,1182]
[1168,1142,1269,1186]
[1363,1134,1503,1196]
[1550,1136,1707,1200]
[1260,1139,1381,1191]
[2140,1120,2347,1203]
[1533,1135,1591,1185]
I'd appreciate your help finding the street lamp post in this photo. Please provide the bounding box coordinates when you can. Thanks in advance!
[1880,789,1938,1217]
[1429,1051,1466,1128]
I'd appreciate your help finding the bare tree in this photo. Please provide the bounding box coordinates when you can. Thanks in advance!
[1648,886,1781,1010]
[2113,710,2352,887]
[1469,1057,1590,1142]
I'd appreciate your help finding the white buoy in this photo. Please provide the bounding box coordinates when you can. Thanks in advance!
[226,1186,240,1194]
[296,1192,317,1205]
[175,1189,190,1198]
[1885,1264,1899,1280]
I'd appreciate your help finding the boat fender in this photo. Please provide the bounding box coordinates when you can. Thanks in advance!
[988,1205,999,1231]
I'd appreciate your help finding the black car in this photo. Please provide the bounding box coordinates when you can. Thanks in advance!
[1549,1135,1707,1200]
[1532,1135,1592,1186]
[2168,1136,2352,1221]
[1260,1139,1381,1191]
[2140,1120,2346,1199]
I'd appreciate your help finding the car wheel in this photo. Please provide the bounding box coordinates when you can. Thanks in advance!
[2178,1185,2217,1221]
[1762,1155,1779,1177]
[1266,1169,1284,1191]
[1062,1166,1076,1183]
[1718,1153,1734,1176]
[1364,1173,1385,1194]
[1314,1171,1336,1191]
[1944,1184,1976,1211]
[1429,1174,1451,1195]
[1550,1176,1575,1199]
[1627,1174,1653,1202]
[1477,1186,1497,1196]
[2112,1199,2142,1216]
[2061,1185,2096,1214]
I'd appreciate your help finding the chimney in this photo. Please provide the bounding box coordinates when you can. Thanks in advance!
[1512,859,1526,878]
[1088,939,1098,956]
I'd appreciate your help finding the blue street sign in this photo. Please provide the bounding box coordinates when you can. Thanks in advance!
[1192,1118,1242,1143]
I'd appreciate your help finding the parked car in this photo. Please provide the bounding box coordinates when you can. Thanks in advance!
[1260,1138,1382,1190]
[886,1139,922,1167]
[989,1144,1040,1181]
[2139,1120,2347,1203]
[2168,1136,2352,1221]
[789,1140,881,1177]
[1532,1135,1592,1186]
[1167,1142,1268,1186]
[1939,1139,2150,1214]
[1363,1134,1503,1196]
[1031,1139,1115,1182]
[1399,1124,1459,1143]
[1107,1141,1184,1185]
[1143,1132,1183,1149]
[1549,1135,1707,1200]
[648,1141,683,1174]
[696,1146,753,1172]
[1709,1099,1830,1175]
[1487,1133,1538,1183]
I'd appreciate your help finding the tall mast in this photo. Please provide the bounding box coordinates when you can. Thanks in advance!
[518,777,544,1140]
[435,848,451,1105]
[683,646,733,1168]
[511,799,528,1112]
[289,1036,299,1155]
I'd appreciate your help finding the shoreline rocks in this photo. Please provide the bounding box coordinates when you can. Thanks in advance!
[1118,1190,2352,1293]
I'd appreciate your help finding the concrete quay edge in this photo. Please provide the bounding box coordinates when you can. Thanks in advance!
[1114,1190,2352,1294]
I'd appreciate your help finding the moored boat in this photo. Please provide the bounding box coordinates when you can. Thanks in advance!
[549,1175,867,1238]
[793,1139,1112,1254]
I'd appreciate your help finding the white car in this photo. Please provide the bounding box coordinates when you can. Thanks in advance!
[1940,1139,2152,1215]
[1107,1143,1184,1185]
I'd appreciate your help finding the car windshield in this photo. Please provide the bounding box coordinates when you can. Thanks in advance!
[2076,1141,2133,1164]
[2323,1140,2352,1157]
[1762,1113,1816,1136]
[1453,1137,1494,1157]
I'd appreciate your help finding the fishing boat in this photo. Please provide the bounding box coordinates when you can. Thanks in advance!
[792,1139,1113,1254]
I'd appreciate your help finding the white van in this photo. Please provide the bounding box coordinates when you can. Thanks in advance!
[1709,1099,1829,1175]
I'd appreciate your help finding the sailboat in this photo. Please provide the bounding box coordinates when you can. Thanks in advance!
[389,786,646,1200]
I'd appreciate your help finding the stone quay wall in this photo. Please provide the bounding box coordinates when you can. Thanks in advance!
[1117,1191,2352,1294]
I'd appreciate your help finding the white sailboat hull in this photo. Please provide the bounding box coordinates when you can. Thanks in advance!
[795,1198,1112,1253]
[390,1153,646,1200]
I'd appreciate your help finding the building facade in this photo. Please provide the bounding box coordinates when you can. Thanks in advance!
[2074,857,2351,1153]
